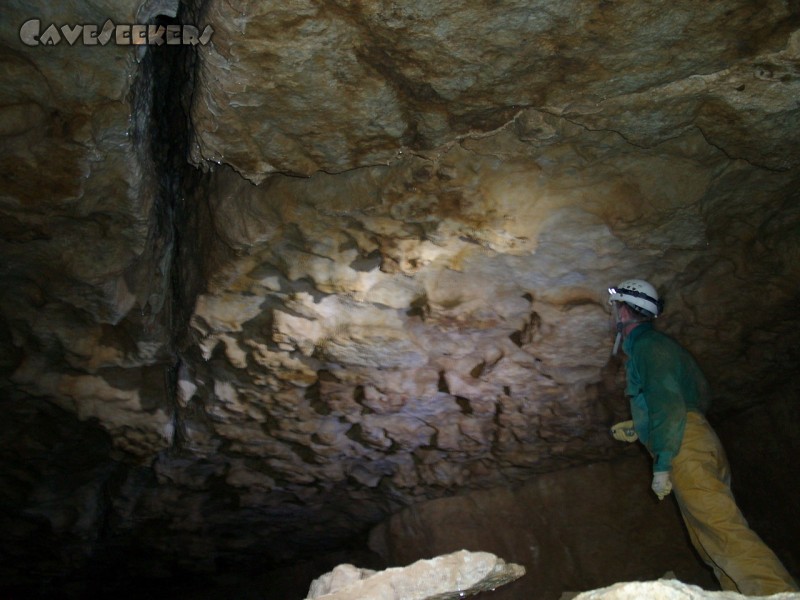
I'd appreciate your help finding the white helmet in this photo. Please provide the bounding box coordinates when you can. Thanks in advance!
[608,279,663,318]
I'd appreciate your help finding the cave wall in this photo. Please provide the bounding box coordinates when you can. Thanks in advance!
[1,0,800,596]
[714,391,800,579]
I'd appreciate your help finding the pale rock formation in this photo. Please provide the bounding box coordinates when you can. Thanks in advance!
[304,560,799,600]
[573,579,800,600]
[305,550,525,600]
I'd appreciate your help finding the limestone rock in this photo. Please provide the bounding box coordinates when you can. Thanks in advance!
[190,0,800,179]
[0,0,175,459]
[307,563,379,597]
[573,579,800,600]
[560,30,800,171]
[305,550,525,600]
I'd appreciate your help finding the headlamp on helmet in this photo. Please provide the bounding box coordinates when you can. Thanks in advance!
[608,279,663,318]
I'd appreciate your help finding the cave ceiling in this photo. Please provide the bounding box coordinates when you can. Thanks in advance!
[1,0,799,570]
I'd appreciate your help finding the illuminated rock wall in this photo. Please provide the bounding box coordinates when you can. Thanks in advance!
[1,0,798,594]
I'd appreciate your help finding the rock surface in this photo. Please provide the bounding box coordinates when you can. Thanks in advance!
[573,579,800,600]
[0,0,799,594]
[190,0,800,179]
[305,550,525,600]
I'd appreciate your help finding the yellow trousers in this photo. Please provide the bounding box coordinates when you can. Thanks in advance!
[670,412,799,595]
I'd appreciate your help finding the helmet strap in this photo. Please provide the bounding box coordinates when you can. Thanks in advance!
[610,303,640,356]
[611,304,623,356]
[612,330,622,356]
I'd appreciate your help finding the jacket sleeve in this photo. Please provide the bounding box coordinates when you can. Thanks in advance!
[634,337,687,473]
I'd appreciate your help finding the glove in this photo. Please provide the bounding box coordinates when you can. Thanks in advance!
[652,471,673,500]
[610,420,638,442]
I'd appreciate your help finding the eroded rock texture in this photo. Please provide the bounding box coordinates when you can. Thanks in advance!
[573,579,800,600]
[1,0,799,596]
[305,550,525,600]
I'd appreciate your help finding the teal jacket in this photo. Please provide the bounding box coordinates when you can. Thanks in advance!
[623,322,711,473]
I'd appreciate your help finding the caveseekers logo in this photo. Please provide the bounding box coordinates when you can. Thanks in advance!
[19,18,214,47]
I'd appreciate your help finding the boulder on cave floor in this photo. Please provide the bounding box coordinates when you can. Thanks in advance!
[571,579,800,600]
[305,550,800,600]
[305,549,525,600]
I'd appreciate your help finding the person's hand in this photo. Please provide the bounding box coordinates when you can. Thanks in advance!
[610,420,638,442]
[652,471,673,500]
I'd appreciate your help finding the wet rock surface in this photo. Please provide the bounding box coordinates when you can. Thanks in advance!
[1,0,799,596]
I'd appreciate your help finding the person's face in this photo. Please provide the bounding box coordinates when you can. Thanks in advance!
[617,303,633,323]
[611,302,637,337]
